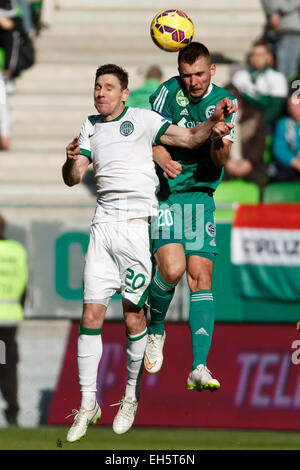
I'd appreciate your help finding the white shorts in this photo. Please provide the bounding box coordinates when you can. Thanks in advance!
[83,219,152,308]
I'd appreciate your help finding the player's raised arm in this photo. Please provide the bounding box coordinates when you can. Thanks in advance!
[210,131,233,167]
[62,136,90,186]
[159,98,236,149]
[152,145,182,179]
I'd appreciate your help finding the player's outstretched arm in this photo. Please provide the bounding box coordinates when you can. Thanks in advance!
[152,145,182,179]
[62,136,90,186]
[210,122,235,167]
[159,98,236,149]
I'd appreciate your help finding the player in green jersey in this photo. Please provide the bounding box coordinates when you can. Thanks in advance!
[144,42,238,391]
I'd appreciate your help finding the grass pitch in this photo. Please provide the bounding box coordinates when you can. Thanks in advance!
[0,425,299,450]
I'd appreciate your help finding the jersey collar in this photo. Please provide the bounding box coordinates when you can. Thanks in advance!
[101,106,128,122]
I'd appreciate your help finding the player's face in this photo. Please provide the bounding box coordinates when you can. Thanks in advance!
[94,74,129,120]
[249,46,271,71]
[179,57,216,99]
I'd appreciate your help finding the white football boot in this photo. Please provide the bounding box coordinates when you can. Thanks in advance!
[111,396,138,434]
[66,403,101,442]
[187,364,220,392]
[144,331,166,374]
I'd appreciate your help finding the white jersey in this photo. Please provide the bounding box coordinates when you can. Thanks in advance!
[79,106,170,223]
[232,67,288,99]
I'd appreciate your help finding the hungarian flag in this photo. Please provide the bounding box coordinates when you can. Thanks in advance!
[231,203,300,301]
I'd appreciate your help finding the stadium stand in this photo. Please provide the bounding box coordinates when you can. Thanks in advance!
[214,179,260,220]
[0,0,265,220]
[6,0,300,433]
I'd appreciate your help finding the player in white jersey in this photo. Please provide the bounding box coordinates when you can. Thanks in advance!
[62,64,235,441]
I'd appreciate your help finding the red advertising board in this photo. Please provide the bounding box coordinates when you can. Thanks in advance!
[47,322,300,430]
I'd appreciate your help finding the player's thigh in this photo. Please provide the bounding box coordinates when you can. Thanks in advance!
[186,255,214,292]
[154,242,186,284]
[84,223,120,307]
[151,199,185,257]
[183,192,217,255]
[119,221,152,309]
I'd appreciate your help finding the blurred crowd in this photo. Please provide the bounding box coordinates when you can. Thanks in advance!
[223,0,300,198]
[0,0,51,152]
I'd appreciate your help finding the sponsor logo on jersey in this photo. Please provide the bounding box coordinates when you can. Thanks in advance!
[180,109,189,116]
[120,121,134,136]
[176,90,189,107]
[205,105,216,119]
[206,222,216,237]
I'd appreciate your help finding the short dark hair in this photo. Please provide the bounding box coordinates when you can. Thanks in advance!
[251,37,271,52]
[178,42,211,66]
[94,64,129,90]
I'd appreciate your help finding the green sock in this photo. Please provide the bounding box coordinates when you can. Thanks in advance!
[148,271,176,335]
[189,290,215,369]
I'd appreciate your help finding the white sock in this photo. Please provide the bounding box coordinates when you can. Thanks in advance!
[125,328,148,402]
[77,333,103,410]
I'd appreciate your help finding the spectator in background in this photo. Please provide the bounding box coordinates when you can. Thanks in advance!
[126,65,163,109]
[232,39,288,126]
[261,0,300,80]
[0,0,35,93]
[222,83,269,194]
[270,91,300,182]
[0,1,17,88]
[226,39,288,194]
[17,0,33,35]
[0,214,28,426]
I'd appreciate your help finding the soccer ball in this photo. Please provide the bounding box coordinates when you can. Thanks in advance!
[150,9,194,52]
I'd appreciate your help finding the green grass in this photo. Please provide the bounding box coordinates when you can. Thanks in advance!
[0,426,300,450]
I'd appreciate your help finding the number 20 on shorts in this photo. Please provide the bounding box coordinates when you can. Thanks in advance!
[125,268,146,290]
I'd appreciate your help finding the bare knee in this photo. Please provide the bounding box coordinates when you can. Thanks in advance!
[158,258,185,285]
[155,245,186,285]
[81,304,106,329]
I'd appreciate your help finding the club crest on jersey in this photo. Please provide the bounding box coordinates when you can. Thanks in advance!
[120,121,134,136]
[206,222,216,237]
[205,105,216,119]
[176,90,189,107]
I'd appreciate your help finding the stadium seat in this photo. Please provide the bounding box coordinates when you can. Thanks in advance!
[214,179,260,220]
[0,48,5,71]
[263,182,300,203]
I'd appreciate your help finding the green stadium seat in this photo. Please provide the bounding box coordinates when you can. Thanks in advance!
[263,182,300,203]
[0,48,5,71]
[214,179,260,220]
